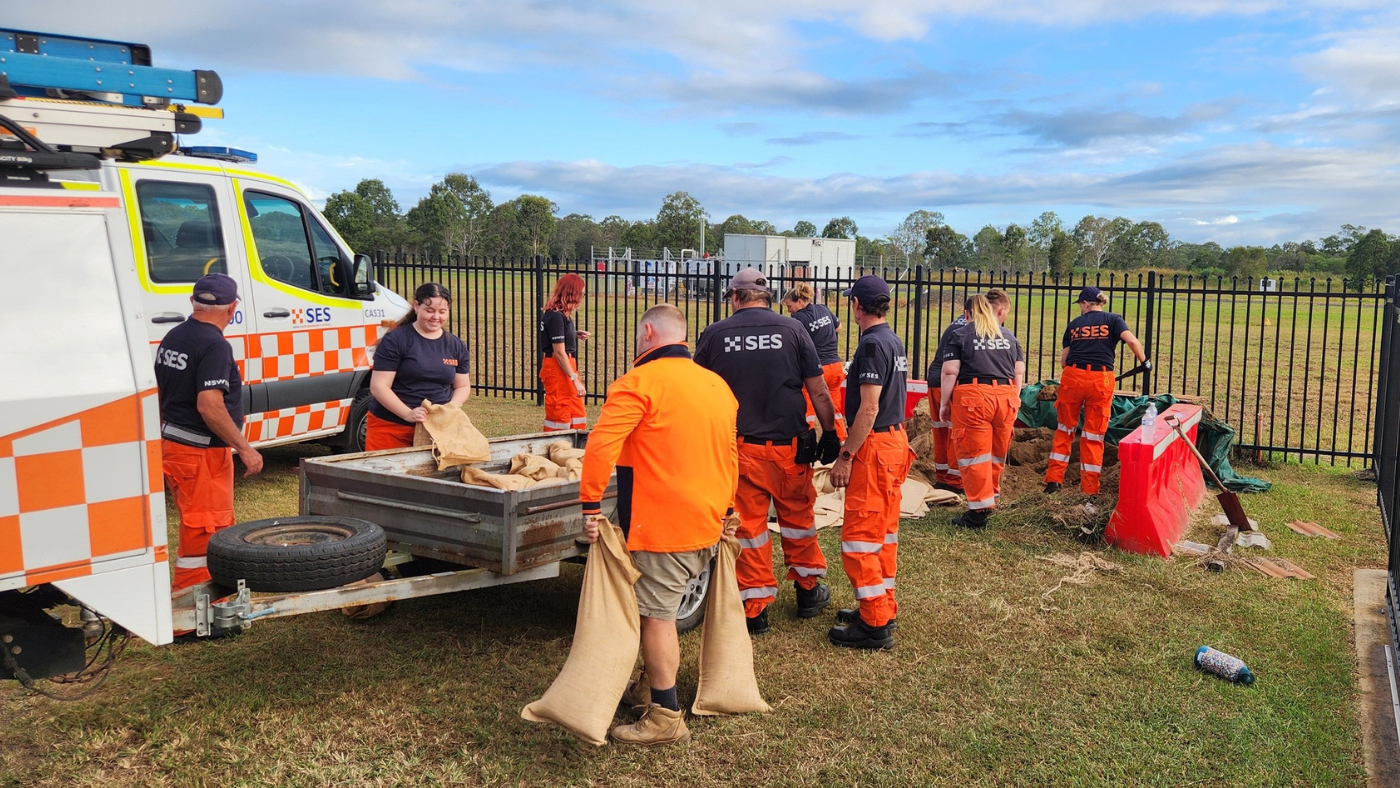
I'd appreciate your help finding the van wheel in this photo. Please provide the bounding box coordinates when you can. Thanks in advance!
[674,558,713,635]
[341,389,373,454]
[207,516,387,593]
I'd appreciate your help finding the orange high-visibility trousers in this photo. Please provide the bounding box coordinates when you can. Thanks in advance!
[951,383,1018,512]
[734,440,825,616]
[1045,365,1114,494]
[365,413,416,451]
[804,361,848,441]
[839,428,912,628]
[540,356,588,432]
[930,385,962,490]
[162,440,236,592]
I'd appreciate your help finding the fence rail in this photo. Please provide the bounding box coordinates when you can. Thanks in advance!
[373,253,1388,465]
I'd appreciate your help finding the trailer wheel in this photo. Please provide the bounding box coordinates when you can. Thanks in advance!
[207,517,387,593]
[674,558,713,635]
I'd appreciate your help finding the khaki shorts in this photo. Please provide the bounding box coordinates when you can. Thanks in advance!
[632,546,716,620]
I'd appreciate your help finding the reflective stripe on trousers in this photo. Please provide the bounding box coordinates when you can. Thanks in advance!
[1044,365,1114,495]
[931,385,963,490]
[163,440,235,592]
[734,439,826,615]
[540,356,587,433]
[950,383,1017,518]
[839,429,910,628]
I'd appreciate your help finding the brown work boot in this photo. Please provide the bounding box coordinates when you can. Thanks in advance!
[620,668,650,711]
[609,704,690,746]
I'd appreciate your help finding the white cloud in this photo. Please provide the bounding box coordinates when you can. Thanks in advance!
[1295,24,1400,107]
[472,140,1400,242]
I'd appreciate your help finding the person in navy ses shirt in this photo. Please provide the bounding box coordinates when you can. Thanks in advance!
[366,282,472,450]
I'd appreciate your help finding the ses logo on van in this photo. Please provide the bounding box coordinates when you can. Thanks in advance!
[291,307,333,325]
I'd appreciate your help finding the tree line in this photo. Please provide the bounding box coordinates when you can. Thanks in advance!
[324,175,1399,288]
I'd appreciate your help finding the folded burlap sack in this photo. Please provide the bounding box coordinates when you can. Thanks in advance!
[692,537,771,716]
[460,466,534,491]
[420,400,490,470]
[557,458,583,481]
[547,439,586,465]
[521,518,642,745]
[510,452,563,481]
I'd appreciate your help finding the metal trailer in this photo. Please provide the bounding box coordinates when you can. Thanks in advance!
[169,431,714,637]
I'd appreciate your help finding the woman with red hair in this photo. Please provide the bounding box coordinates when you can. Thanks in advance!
[539,273,590,432]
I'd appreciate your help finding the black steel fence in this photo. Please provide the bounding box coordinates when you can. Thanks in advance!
[374,253,1388,465]
[1373,278,1400,650]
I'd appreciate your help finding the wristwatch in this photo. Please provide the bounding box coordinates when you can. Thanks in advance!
[840,450,852,461]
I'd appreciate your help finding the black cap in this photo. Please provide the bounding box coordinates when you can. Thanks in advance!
[843,275,890,302]
[1076,286,1103,303]
[193,273,240,305]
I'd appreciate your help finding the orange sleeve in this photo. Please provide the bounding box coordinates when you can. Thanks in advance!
[579,374,647,514]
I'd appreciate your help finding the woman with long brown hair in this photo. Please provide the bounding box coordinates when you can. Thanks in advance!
[539,273,591,432]
[365,282,472,451]
[937,288,1024,529]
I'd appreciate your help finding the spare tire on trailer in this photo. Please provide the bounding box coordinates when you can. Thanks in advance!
[207,517,387,593]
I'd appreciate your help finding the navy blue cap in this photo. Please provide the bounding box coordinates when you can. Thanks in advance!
[193,273,240,305]
[1076,286,1103,303]
[843,275,890,302]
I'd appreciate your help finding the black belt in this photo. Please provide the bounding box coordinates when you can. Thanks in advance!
[1068,363,1112,372]
[741,435,797,446]
[871,423,904,433]
[958,377,1012,386]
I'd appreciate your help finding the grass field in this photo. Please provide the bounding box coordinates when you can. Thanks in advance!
[376,264,1386,465]
[0,396,1386,787]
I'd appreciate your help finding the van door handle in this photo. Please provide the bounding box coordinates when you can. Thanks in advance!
[151,313,186,324]
[263,308,290,318]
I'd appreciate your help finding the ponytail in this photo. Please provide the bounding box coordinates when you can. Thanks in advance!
[967,295,1000,340]
[783,282,815,304]
[397,282,452,328]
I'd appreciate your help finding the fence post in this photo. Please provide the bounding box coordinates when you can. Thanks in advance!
[534,254,546,406]
[374,249,384,286]
[911,264,925,377]
[1141,270,1157,396]
[712,260,726,325]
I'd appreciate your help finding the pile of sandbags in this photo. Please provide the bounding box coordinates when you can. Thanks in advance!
[790,464,960,533]
[459,439,586,490]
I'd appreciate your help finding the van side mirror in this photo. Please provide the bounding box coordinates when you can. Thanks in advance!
[351,254,375,296]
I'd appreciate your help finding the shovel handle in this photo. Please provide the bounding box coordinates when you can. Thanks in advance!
[1165,416,1228,490]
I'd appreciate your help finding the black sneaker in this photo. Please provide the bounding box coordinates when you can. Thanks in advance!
[836,607,898,631]
[794,583,831,619]
[828,618,894,651]
[951,510,991,529]
[746,608,770,636]
[934,482,964,494]
[1043,481,1062,494]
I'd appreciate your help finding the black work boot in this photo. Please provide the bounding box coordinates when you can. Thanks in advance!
[828,617,894,651]
[836,607,898,631]
[951,509,991,529]
[1044,481,1062,494]
[746,608,770,636]
[794,583,831,619]
[934,482,965,494]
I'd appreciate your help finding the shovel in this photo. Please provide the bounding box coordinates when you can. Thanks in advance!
[1164,416,1253,571]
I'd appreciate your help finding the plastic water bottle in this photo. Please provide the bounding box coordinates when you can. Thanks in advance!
[1195,646,1255,685]
[1142,403,1158,440]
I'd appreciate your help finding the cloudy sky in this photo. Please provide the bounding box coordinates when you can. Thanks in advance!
[13,1,1400,243]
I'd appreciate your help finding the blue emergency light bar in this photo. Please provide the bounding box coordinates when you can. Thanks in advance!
[180,146,257,164]
[1,28,221,106]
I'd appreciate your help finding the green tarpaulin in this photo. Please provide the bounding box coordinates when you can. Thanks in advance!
[1017,382,1272,493]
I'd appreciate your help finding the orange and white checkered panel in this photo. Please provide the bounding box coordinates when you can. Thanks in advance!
[0,392,165,587]
[238,325,379,385]
[244,398,353,443]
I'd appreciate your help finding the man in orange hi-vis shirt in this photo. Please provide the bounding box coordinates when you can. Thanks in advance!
[579,304,739,747]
